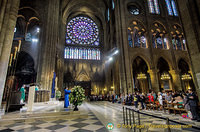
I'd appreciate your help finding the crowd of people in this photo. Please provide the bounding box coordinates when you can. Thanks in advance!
[89,89,200,122]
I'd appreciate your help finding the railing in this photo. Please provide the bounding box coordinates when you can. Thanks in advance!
[123,106,200,132]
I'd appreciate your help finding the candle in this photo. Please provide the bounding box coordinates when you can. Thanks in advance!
[9,54,13,66]
[14,47,17,59]
[18,40,21,52]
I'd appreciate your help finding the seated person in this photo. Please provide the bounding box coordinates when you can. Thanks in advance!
[173,96,183,108]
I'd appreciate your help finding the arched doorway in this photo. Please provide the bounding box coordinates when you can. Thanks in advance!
[15,51,36,90]
[132,57,150,93]
[178,59,195,91]
[157,57,171,91]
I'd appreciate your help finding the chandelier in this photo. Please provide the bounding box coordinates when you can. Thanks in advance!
[137,73,147,80]
[161,73,171,80]
[181,74,192,81]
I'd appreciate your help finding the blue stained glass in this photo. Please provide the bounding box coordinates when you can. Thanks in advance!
[83,48,87,59]
[154,0,160,14]
[79,49,83,59]
[65,48,69,59]
[92,49,96,60]
[148,0,155,13]
[88,49,92,60]
[156,36,163,49]
[97,49,100,60]
[64,47,101,60]
[74,48,78,59]
[70,48,73,59]
[172,38,176,49]
[141,36,146,48]
[165,0,173,15]
[128,30,133,47]
[112,0,115,10]
[107,8,110,21]
[171,0,178,16]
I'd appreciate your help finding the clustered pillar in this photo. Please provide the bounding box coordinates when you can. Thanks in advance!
[0,0,20,107]
[37,0,60,93]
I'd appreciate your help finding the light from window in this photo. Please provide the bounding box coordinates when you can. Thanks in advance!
[165,0,178,16]
[148,0,160,14]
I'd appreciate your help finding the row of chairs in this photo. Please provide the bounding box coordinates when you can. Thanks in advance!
[146,101,187,115]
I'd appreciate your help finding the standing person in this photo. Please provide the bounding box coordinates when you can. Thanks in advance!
[187,89,200,121]
[158,92,163,110]
[20,85,26,104]
[64,87,71,108]
[134,92,140,109]
[140,93,146,109]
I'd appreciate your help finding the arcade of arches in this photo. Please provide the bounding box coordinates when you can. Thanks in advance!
[0,0,200,108]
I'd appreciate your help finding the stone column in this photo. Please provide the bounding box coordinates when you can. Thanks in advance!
[148,69,160,93]
[115,0,128,96]
[37,0,60,93]
[0,0,20,107]
[177,0,200,98]
[0,0,7,33]
[169,70,182,91]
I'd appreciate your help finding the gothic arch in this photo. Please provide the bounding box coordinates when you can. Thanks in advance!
[62,1,106,26]
[131,55,151,70]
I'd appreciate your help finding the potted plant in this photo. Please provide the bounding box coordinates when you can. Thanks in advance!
[69,86,85,111]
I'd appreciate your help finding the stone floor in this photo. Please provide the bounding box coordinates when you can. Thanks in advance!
[0,101,200,132]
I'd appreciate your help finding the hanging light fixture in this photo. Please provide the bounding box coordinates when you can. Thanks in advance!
[161,73,171,80]
[137,73,147,80]
[181,74,192,81]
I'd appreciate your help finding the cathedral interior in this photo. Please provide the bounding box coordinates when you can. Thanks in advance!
[0,0,200,110]
[0,0,200,131]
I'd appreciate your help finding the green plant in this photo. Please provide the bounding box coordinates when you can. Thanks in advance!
[69,86,85,106]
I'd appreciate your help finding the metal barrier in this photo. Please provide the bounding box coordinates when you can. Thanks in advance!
[122,107,171,132]
[123,106,200,131]
[122,106,200,132]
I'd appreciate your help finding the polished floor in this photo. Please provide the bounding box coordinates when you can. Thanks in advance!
[0,101,200,132]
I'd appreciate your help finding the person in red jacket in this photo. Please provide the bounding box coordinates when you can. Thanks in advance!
[148,93,154,102]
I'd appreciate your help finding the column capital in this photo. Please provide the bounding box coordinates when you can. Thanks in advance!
[147,69,159,74]
[169,70,180,75]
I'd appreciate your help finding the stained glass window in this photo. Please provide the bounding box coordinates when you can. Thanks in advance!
[165,0,173,15]
[148,0,155,14]
[112,0,115,10]
[128,27,147,48]
[165,0,178,16]
[172,36,186,51]
[107,8,110,21]
[64,47,100,60]
[128,29,133,47]
[171,0,178,16]
[148,0,160,14]
[154,0,160,14]
[153,34,168,49]
[65,16,101,60]
[66,17,99,46]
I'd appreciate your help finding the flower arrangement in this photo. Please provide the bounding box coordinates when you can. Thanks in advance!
[69,86,85,111]
[55,90,61,100]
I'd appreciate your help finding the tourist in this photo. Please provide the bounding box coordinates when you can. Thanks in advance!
[148,93,154,103]
[173,96,184,108]
[187,89,200,121]
[165,92,172,103]
[140,93,146,109]
[134,92,139,109]
[183,94,190,110]
[64,87,71,108]
[158,92,163,105]
[151,91,157,101]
